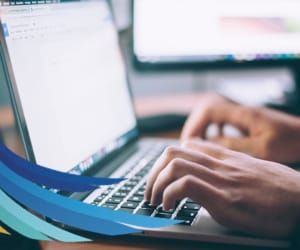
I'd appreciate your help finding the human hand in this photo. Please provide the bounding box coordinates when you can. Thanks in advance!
[145,139,300,238]
[181,93,300,164]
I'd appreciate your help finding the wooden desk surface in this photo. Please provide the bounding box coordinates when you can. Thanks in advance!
[39,236,272,250]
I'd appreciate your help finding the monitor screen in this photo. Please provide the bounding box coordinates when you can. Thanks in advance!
[133,0,300,65]
[0,0,137,173]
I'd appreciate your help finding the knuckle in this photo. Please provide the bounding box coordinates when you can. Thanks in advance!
[166,158,184,179]
[164,146,180,158]
[169,158,183,170]
[181,175,195,191]
[181,139,196,149]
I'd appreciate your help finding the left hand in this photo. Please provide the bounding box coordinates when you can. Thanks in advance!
[180,93,300,164]
[145,139,300,238]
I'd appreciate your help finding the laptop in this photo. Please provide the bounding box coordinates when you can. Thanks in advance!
[0,0,290,247]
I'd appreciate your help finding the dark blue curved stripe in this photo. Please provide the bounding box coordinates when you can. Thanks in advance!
[0,143,124,192]
[0,161,180,236]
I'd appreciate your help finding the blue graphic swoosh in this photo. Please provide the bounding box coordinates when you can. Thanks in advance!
[0,143,124,192]
[0,161,180,236]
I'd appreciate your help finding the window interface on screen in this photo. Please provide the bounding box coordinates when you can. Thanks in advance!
[0,0,136,172]
[134,0,300,63]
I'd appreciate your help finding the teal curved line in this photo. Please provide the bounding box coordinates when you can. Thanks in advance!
[0,191,50,240]
[0,190,90,242]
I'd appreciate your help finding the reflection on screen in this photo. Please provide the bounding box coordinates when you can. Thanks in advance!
[1,0,136,172]
[134,0,300,63]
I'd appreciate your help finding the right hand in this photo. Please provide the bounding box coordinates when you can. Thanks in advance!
[181,93,300,164]
[145,139,300,238]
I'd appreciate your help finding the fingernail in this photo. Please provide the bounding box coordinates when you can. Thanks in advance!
[150,198,157,206]
[163,205,170,211]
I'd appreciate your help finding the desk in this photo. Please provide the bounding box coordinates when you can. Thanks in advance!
[0,94,293,250]
[39,236,274,250]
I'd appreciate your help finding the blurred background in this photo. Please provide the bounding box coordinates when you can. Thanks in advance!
[111,0,300,108]
[2,0,300,153]
[1,1,300,249]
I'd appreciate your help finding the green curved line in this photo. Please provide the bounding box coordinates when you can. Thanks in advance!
[0,190,90,242]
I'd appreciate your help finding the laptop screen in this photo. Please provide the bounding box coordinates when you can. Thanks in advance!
[0,0,137,173]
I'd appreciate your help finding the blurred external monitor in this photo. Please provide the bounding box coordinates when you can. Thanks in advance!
[133,0,300,68]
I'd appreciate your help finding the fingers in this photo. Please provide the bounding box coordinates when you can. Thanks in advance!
[162,175,221,211]
[144,145,222,201]
[209,137,260,158]
[180,107,213,139]
[181,138,230,159]
[150,158,223,205]
[181,100,249,141]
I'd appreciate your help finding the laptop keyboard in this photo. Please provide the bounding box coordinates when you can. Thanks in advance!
[90,143,201,226]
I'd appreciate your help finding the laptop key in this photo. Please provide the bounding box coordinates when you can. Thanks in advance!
[107,197,123,204]
[124,180,139,186]
[101,203,118,209]
[127,195,143,203]
[117,208,134,214]
[102,189,112,196]
[134,190,144,196]
[175,216,193,226]
[142,201,157,209]
[135,208,154,216]
[113,191,128,198]
[121,201,139,209]
[138,186,146,192]
[94,194,106,201]
[131,176,143,182]
[119,186,132,192]
[155,213,172,219]
[185,198,194,203]
[177,209,197,218]
[156,207,174,214]
[182,203,201,211]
